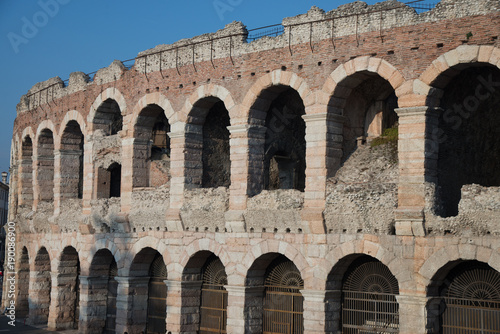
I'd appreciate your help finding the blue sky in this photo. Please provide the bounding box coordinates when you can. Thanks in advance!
[0,0,386,182]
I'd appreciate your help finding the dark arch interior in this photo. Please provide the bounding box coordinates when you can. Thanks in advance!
[20,136,33,206]
[427,260,500,333]
[326,254,399,333]
[60,246,80,329]
[37,129,54,202]
[334,72,398,162]
[94,99,122,135]
[18,247,30,319]
[202,100,231,188]
[61,121,84,199]
[436,65,500,217]
[33,247,51,325]
[135,104,171,158]
[263,87,306,191]
[108,163,121,198]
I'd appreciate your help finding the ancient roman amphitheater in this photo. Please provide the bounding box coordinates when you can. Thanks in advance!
[3,0,500,332]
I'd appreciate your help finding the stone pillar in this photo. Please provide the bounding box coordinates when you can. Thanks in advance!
[54,149,82,216]
[301,112,344,234]
[53,150,62,216]
[165,280,203,334]
[8,165,18,221]
[47,272,79,331]
[115,276,150,334]
[165,280,182,334]
[224,285,246,333]
[395,107,439,236]
[18,152,33,209]
[28,269,51,325]
[225,124,265,232]
[79,276,109,334]
[82,140,94,215]
[121,137,150,213]
[166,128,189,231]
[396,293,428,334]
[31,154,40,211]
[301,289,328,334]
[16,265,30,319]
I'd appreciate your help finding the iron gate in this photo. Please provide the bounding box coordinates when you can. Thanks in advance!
[147,255,168,334]
[341,260,399,333]
[442,265,500,333]
[263,260,304,334]
[105,261,118,334]
[200,257,228,334]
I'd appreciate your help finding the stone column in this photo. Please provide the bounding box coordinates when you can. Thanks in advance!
[165,280,203,334]
[54,149,82,216]
[120,137,133,213]
[28,269,51,325]
[53,150,62,216]
[8,164,18,221]
[395,107,439,236]
[165,280,182,334]
[115,276,150,334]
[301,112,344,234]
[31,154,40,211]
[47,272,79,331]
[18,152,33,209]
[300,289,328,334]
[121,137,150,213]
[82,140,94,215]
[396,293,428,334]
[78,276,109,334]
[166,129,188,231]
[225,124,265,232]
[225,285,246,333]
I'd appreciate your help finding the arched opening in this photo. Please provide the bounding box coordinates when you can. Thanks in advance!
[88,249,118,334]
[134,104,171,188]
[97,162,121,199]
[427,260,500,333]
[185,97,231,189]
[247,85,306,194]
[17,247,30,319]
[56,246,80,330]
[147,254,167,334]
[330,71,398,164]
[433,65,500,217]
[245,253,304,334]
[264,88,306,191]
[326,254,399,333]
[129,248,167,334]
[37,129,54,202]
[20,136,33,207]
[31,247,51,325]
[60,120,84,200]
[202,101,231,188]
[181,251,228,333]
[93,99,123,136]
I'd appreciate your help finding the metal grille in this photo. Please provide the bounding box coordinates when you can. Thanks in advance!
[105,261,118,334]
[147,255,167,334]
[442,266,500,333]
[342,261,399,333]
[200,258,228,334]
[263,260,304,334]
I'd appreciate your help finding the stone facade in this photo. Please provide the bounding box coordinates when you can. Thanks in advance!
[4,0,500,333]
